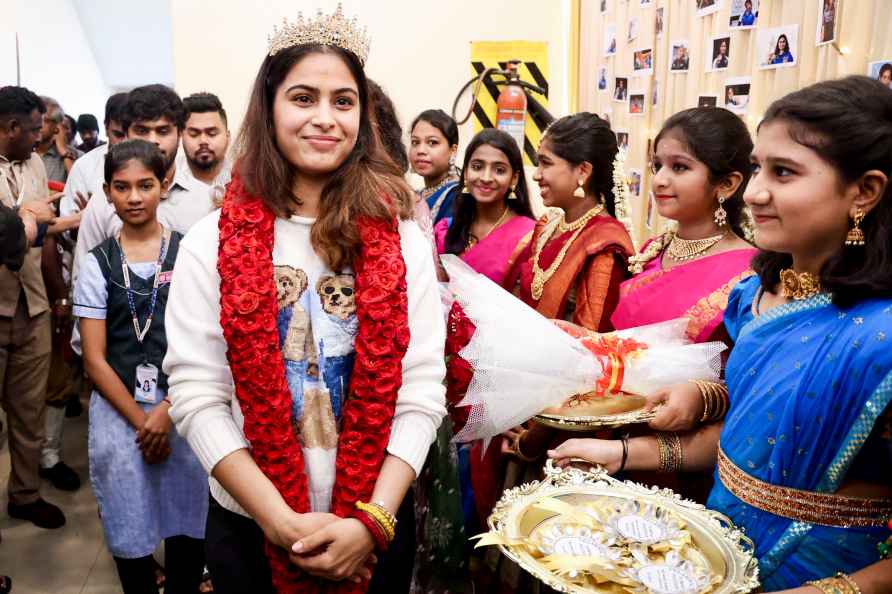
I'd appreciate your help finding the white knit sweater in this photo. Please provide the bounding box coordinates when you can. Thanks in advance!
[163,210,446,518]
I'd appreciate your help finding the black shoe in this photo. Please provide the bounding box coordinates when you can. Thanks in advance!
[8,498,66,529]
[39,461,81,491]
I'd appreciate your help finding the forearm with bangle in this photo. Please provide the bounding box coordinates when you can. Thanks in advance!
[622,423,722,474]
[351,501,397,552]
[690,379,730,423]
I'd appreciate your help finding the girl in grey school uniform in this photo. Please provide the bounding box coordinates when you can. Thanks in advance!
[74,139,206,594]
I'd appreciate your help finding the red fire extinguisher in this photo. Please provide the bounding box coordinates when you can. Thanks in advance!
[496,61,527,152]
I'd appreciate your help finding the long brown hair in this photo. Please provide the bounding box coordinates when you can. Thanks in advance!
[236,44,413,271]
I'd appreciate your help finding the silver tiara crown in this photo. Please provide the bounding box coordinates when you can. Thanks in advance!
[268,4,370,65]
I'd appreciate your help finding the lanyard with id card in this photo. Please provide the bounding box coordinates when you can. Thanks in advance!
[119,229,169,404]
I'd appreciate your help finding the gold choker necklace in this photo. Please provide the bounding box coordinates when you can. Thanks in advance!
[530,205,604,300]
[780,269,822,300]
[666,232,726,262]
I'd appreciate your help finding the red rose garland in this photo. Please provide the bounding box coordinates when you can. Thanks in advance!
[217,173,409,594]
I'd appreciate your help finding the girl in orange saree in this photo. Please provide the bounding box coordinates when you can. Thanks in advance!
[505,113,634,331]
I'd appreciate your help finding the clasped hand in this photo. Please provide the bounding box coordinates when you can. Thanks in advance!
[136,404,172,464]
[267,511,377,583]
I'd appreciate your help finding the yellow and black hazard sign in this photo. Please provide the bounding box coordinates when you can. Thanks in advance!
[470,41,550,165]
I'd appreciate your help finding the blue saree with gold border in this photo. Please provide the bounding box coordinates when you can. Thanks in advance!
[708,276,892,589]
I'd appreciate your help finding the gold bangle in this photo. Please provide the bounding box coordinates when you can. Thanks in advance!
[836,572,862,594]
[355,501,396,542]
[656,432,682,473]
[806,575,860,594]
[805,578,837,594]
[691,380,729,423]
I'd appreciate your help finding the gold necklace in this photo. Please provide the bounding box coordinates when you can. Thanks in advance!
[780,269,822,300]
[666,231,726,262]
[466,206,511,250]
[530,205,604,300]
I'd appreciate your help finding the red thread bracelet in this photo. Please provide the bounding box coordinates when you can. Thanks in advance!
[352,510,389,552]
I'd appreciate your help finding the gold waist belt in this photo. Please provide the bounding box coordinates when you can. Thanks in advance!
[717,447,892,528]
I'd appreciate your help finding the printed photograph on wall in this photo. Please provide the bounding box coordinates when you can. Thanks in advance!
[697,94,719,107]
[602,108,612,126]
[614,77,629,101]
[868,60,892,89]
[758,25,798,69]
[653,79,660,106]
[816,0,838,46]
[628,169,643,197]
[670,40,691,73]
[630,93,646,115]
[601,0,607,12]
[697,0,721,17]
[730,0,758,28]
[616,130,630,152]
[598,66,608,90]
[641,0,653,6]
[605,23,617,56]
[633,48,654,75]
[628,17,640,42]
[708,35,731,71]
[724,76,751,113]
[655,7,665,37]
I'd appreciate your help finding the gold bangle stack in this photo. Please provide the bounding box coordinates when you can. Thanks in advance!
[656,432,683,473]
[690,380,730,423]
[806,572,862,594]
[355,501,397,543]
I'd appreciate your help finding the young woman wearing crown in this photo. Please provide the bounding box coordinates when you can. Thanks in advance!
[162,6,446,594]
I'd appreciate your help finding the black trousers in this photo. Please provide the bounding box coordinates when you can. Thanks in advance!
[205,492,415,594]
[113,535,205,594]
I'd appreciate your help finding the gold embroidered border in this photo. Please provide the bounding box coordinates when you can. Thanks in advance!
[717,447,892,528]
[685,270,754,340]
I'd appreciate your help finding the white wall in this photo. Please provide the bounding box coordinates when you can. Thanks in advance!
[171,0,572,181]
[5,0,111,129]
[71,0,175,91]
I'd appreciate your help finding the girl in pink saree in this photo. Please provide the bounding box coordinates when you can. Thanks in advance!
[612,247,754,343]
[434,128,535,284]
[611,107,757,345]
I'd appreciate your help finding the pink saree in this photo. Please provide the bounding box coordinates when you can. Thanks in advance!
[435,215,535,284]
[611,246,757,343]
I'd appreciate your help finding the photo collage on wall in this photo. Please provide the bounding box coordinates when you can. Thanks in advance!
[595,0,823,124]
[589,0,878,233]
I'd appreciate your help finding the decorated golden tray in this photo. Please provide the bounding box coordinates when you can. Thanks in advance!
[533,392,658,430]
[475,460,759,594]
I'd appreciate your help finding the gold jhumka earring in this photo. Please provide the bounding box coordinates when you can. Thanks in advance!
[845,209,866,246]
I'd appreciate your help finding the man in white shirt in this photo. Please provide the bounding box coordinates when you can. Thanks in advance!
[181,92,232,202]
[59,93,128,218]
[71,85,216,361]
[72,85,215,287]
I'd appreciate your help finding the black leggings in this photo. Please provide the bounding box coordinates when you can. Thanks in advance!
[205,493,415,594]
[113,535,205,594]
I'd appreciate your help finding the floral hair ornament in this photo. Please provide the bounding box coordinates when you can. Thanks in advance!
[612,146,637,250]
[268,3,371,65]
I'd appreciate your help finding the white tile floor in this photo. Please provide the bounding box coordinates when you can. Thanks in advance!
[0,403,123,593]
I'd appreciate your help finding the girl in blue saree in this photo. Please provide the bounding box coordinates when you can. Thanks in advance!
[409,110,461,225]
[549,76,892,594]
